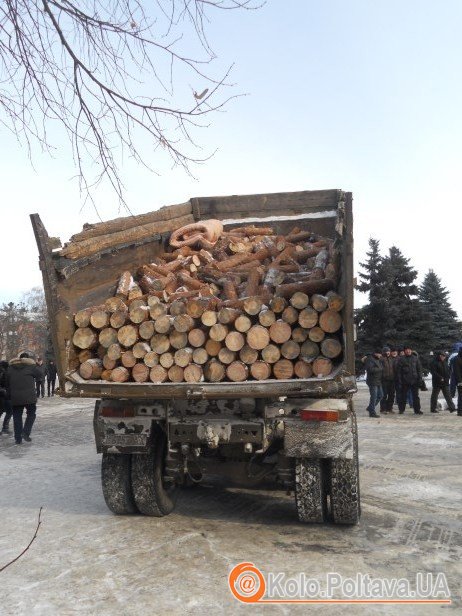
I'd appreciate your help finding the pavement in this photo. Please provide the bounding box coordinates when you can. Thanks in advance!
[0,384,461,615]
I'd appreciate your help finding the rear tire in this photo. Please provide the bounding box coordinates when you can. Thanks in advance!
[101,453,137,515]
[294,458,327,523]
[131,428,177,516]
[330,414,360,525]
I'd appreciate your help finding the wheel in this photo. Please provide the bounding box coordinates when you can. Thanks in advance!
[131,428,177,516]
[294,458,327,523]
[101,453,138,515]
[330,414,361,525]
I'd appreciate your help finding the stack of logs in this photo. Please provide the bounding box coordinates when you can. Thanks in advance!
[70,224,345,383]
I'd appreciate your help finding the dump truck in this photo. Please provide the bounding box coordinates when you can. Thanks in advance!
[31,188,359,524]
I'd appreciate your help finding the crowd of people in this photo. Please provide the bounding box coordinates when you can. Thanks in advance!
[362,344,462,418]
[0,354,58,445]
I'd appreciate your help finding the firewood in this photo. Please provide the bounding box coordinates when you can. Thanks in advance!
[184,364,204,383]
[105,296,128,313]
[239,345,259,365]
[74,305,104,328]
[250,361,271,381]
[149,365,168,383]
[176,271,205,291]
[111,366,130,382]
[204,360,226,382]
[325,263,337,281]
[79,358,103,380]
[258,309,276,327]
[308,326,325,343]
[223,331,244,353]
[117,324,138,348]
[223,279,239,301]
[313,356,333,377]
[243,296,263,316]
[234,314,252,333]
[319,309,342,333]
[147,295,161,309]
[263,268,285,289]
[102,355,117,370]
[298,307,319,329]
[228,225,274,236]
[121,350,136,368]
[132,363,150,382]
[73,327,98,349]
[97,345,106,359]
[186,296,219,318]
[311,294,328,312]
[292,327,309,343]
[128,284,143,301]
[150,334,170,355]
[107,343,122,360]
[192,347,209,365]
[169,300,187,316]
[78,349,93,363]
[243,268,262,298]
[201,310,218,327]
[159,352,174,369]
[218,347,237,365]
[187,328,206,348]
[138,320,156,340]
[273,359,294,380]
[115,271,133,298]
[325,291,344,312]
[261,344,280,364]
[144,351,159,368]
[154,315,172,334]
[281,340,301,360]
[209,323,228,342]
[129,305,149,324]
[149,303,168,320]
[110,310,129,329]
[129,298,147,310]
[294,360,313,379]
[290,292,309,310]
[101,369,113,381]
[282,306,299,325]
[90,309,110,330]
[300,340,320,362]
[99,327,119,349]
[226,361,249,382]
[168,365,185,382]
[132,341,151,359]
[174,347,193,368]
[173,314,195,333]
[218,307,241,325]
[269,296,287,314]
[285,230,314,243]
[269,320,292,344]
[205,339,221,357]
[276,278,335,298]
[321,337,343,359]
[169,330,188,350]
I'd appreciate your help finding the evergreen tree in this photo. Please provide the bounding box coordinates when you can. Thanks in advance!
[418,270,462,354]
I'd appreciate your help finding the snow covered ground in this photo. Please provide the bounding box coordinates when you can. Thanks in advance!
[0,390,461,615]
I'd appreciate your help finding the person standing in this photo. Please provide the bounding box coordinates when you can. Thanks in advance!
[7,352,42,444]
[0,360,13,434]
[35,357,46,398]
[364,350,383,418]
[396,345,423,415]
[380,346,395,414]
[46,360,58,396]
[429,351,456,413]
[452,347,462,416]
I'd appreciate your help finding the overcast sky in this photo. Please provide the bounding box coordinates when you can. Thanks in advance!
[2,0,461,317]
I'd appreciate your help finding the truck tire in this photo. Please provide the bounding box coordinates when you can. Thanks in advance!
[101,453,138,515]
[131,428,177,516]
[330,414,360,525]
[294,458,327,523]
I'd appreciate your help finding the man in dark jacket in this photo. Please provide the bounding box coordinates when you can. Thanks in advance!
[364,350,383,418]
[0,360,13,434]
[452,348,462,416]
[46,360,58,396]
[7,352,42,444]
[429,351,456,413]
[380,346,395,414]
[396,345,423,415]
[35,357,46,398]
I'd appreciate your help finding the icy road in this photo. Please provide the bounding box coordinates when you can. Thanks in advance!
[0,384,461,615]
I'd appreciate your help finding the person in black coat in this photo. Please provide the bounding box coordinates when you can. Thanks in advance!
[7,352,43,444]
[396,345,423,414]
[380,346,396,414]
[0,360,13,434]
[46,360,58,396]
[452,348,462,416]
[364,350,383,418]
[429,351,456,413]
[35,357,46,398]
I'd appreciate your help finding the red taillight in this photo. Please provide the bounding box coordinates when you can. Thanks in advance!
[299,410,339,422]
[101,406,135,418]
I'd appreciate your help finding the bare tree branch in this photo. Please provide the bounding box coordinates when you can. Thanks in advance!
[0,507,43,573]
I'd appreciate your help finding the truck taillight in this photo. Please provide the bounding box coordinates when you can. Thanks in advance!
[101,406,135,418]
[299,410,339,422]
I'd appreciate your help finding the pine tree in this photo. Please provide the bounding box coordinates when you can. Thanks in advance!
[418,270,462,354]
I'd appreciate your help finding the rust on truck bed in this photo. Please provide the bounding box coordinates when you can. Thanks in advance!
[31,188,354,400]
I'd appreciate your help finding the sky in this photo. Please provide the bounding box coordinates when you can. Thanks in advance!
[2,0,462,317]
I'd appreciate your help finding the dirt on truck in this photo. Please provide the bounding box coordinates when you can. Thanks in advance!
[31,188,359,524]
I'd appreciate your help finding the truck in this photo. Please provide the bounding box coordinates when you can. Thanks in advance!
[31,188,359,524]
